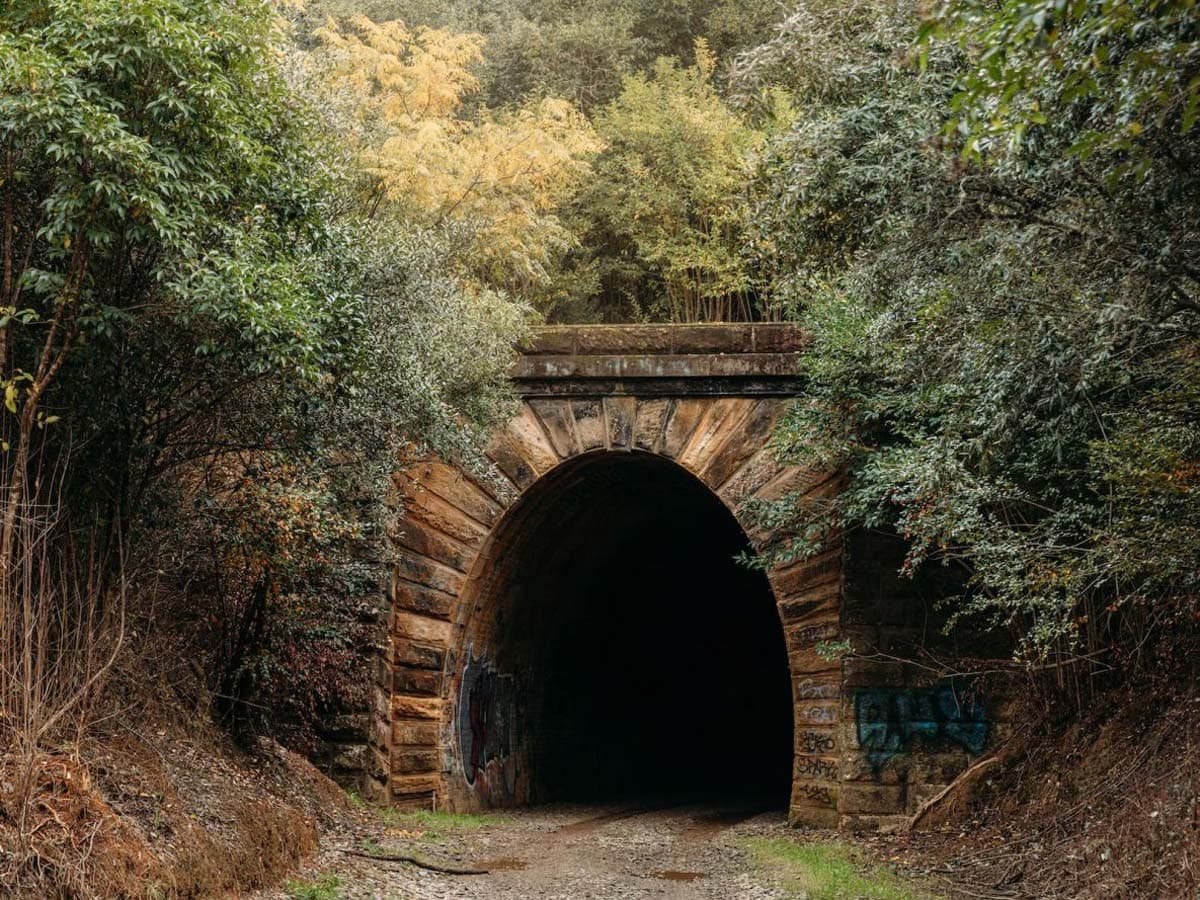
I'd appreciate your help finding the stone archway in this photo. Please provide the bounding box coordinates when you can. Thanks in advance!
[369,326,846,827]
[442,449,796,810]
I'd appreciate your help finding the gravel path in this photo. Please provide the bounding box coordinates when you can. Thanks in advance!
[258,800,796,899]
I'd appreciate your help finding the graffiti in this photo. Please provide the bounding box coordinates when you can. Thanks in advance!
[854,683,988,777]
[796,782,835,807]
[456,648,519,803]
[796,678,839,701]
[798,730,836,754]
[795,757,838,780]
[792,622,839,645]
[801,704,837,724]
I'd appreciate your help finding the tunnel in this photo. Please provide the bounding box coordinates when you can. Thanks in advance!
[451,450,793,809]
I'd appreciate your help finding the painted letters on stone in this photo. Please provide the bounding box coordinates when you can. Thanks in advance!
[854,684,988,776]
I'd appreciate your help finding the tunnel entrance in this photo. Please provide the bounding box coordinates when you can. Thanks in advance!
[450,451,793,809]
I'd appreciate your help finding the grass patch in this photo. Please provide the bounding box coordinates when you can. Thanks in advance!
[378,807,502,837]
[284,872,342,900]
[738,837,939,900]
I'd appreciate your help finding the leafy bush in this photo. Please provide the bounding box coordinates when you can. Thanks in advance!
[0,0,526,751]
[737,0,1200,676]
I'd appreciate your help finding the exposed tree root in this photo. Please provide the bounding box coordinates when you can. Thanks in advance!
[908,754,1003,832]
[341,847,489,875]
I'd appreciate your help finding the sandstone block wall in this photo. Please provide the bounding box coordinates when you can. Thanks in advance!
[364,325,1005,828]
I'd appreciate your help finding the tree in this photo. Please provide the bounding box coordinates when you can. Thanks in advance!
[312,15,602,297]
[0,0,526,749]
[737,0,1200,672]
[0,0,359,590]
[573,41,772,321]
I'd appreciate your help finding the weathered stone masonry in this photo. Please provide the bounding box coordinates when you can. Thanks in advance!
[367,324,997,830]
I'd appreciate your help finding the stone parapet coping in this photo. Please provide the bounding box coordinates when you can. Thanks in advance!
[514,324,808,397]
[519,323,809,356]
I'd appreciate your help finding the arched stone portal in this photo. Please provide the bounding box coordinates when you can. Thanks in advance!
[446,451,795,809]
[372,325,848,828]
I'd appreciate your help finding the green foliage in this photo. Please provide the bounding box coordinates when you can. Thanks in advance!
[926,0,1200,179]
[0,0,351,387]
[738,0,1200,671]
[307,14,601,301]
[305,0,784,112]
[285,873,343,900]
[299,0,792,321]
[571,43,771,321]
[0,0,525,748]
[738,837,938,900]
[466,4,649,112]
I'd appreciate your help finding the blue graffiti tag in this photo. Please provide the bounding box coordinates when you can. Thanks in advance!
[854,684,988,776]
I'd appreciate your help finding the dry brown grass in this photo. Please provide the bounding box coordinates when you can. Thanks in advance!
[0,753,163,897]
[886,671,1200,900]
[0,716,345,898]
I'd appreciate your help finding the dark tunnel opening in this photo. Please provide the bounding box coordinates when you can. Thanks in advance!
[474,451,793,808]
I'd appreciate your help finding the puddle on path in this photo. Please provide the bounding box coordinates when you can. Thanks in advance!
[653,870,706,882]
[475,857,528,871]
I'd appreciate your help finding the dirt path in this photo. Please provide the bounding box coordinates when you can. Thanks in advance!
[264,801,796,899]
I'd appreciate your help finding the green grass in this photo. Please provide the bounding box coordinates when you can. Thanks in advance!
[340,785,503,842]
[284,872,343,900]
[377,807,503,838]
[738,837,940,900]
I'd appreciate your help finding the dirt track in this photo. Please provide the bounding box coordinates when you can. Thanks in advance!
[261,800,795,899]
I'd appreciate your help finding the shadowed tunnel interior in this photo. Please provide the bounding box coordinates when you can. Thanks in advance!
[459,451,792,807]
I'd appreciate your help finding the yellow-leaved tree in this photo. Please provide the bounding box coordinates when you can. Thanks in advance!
[313,16,603,294]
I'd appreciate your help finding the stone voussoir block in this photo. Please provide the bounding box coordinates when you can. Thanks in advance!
[658,398,708,458]
[528,398,579,458]
[604,396,636,449]
[391,639,446,671]
[397,487,490,548]
[571,399,607,450]
[677,398,757,473]
[398,461,504,528]
[698,398,784,490]
[784,617,841,653]
[392,666,443,697]
[394,552,464,598]
[392,748,441,775]
[769,549,842,597]
[793,673,841,703]
[632,397,671,451]
[391,519,475,574]
[795,701,840,728]
[795,726,839,756]
[793,754,840,783]
[389,695,442,720]
[790,804,840,830]
[391,718,440,747]
[392,578,454,620]
[392,610,453,645]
